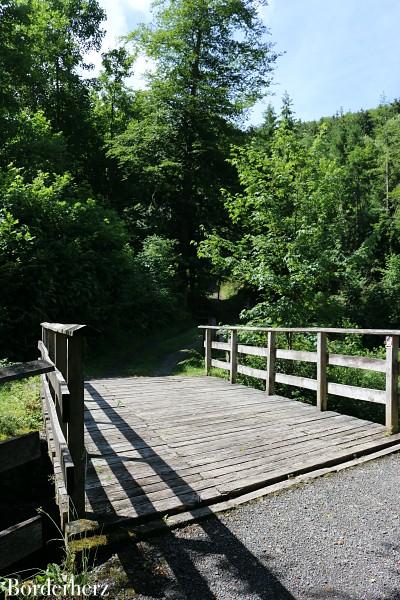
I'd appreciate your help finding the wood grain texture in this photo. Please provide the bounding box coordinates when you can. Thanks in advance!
[0,516,43,570]
[229,330,237,384]
[266,331,276,395]
[199,325,400,336]
[41,376,74,495]
[41,322,86,336]
[0,360,53,384]
[0,431,40,473]
[317,332,328,411]
[385,335,399,433]
[84,375,399,525]
[329,353,386,372]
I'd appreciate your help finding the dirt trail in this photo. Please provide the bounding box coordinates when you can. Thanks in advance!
[152,336,202,376]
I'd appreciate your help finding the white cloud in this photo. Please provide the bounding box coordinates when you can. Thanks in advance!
[83,0,154,88]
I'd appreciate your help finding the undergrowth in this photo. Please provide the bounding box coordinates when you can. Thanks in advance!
[0,371,42,441]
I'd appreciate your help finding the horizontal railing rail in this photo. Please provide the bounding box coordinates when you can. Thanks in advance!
[199,325,400,335]
[0,360,54,384]
[39,322,86,527]
[199,325,399,434]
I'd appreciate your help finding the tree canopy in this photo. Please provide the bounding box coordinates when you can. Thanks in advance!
[1,0,400,360]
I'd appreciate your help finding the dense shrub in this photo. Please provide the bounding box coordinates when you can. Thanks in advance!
[0,168,183,358]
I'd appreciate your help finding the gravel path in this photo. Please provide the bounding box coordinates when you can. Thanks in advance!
[97,453,400,600]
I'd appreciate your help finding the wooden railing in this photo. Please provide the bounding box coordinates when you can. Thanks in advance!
[199,326,399,434]
[39,322,86,527]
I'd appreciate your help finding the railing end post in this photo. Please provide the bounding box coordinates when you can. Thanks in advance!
[266,331,276,395]
[317,332,328,411]
[229,329,237,384]
[205,328,212,375]
[385,335,399,434]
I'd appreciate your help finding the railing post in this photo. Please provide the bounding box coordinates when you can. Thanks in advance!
[385,335,399,434]
[55,332,68,437]
[229,329,237,384]
[67,334,85,518]
[42,325,48,349]
[205,328,212,375]
[266,331,276,395]
[317,332,328,411]
[47,330,56,362]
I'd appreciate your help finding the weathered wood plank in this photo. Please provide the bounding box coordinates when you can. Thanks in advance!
[38,340,70,421]
[266,332,276,394]
[329,353,386,372]
[210,341,230,351]
[275,372,318,391]
[211,358,230,371]
[317,332,328,411]
[204,329,212,374]
[0,360,53,384]
[41,322,86,336]
[84,375,396,525]
[41,376,74,494]
[67,334,86,517]
[199,325,400,336]
[229,330,237,384]
[0,431,40,473]
[237,364,267,379]
[0,516,43,570]
[237,345,269,357]
[276,349,317,363]
[385,335,399,433]
[327,382,386,404]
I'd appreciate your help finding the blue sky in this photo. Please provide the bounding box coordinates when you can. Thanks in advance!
[94,0,400,124]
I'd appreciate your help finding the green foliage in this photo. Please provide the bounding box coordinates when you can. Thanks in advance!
[201,99,400,331]
[2,0,400,384]
[0,110,67,176]
[0,168,183,357]
[200,121,348,326]
[87,325,198,378]
[0,0,106,175]
[108,0,278,296]
[0,375,41,440]
[93,47,135,140]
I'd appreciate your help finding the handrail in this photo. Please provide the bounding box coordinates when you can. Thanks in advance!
[0,360,54,384]
[40,322,86,526]
[198,325,400,336]
[40,322,86,337]
[200,325,399,434]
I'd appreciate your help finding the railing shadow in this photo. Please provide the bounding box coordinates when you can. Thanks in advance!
[84,382,295,599]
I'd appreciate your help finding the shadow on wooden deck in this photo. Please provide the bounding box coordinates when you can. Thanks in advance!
[84,378,297,599]
[84,377,400,526]
[82,375,400,598]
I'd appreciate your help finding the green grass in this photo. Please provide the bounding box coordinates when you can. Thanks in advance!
[170,347,230,379]
[0,376,42,440]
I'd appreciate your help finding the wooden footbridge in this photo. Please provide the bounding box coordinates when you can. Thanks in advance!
[37,323,400,529]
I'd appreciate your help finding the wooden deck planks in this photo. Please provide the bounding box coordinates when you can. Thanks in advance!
[84,376,400,523]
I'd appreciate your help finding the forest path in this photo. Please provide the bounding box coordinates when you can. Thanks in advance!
[152,331,202,376]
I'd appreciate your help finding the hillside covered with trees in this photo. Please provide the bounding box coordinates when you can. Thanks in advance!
[1,0,400,359]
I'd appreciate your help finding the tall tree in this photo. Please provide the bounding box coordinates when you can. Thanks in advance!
[0,0,106,183]
[108,0,278,300]
[200,122,348,326]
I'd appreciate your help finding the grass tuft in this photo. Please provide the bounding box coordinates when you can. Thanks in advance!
[0,376,42,441]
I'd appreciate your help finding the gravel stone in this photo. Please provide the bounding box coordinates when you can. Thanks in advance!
[98,453,400,599]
